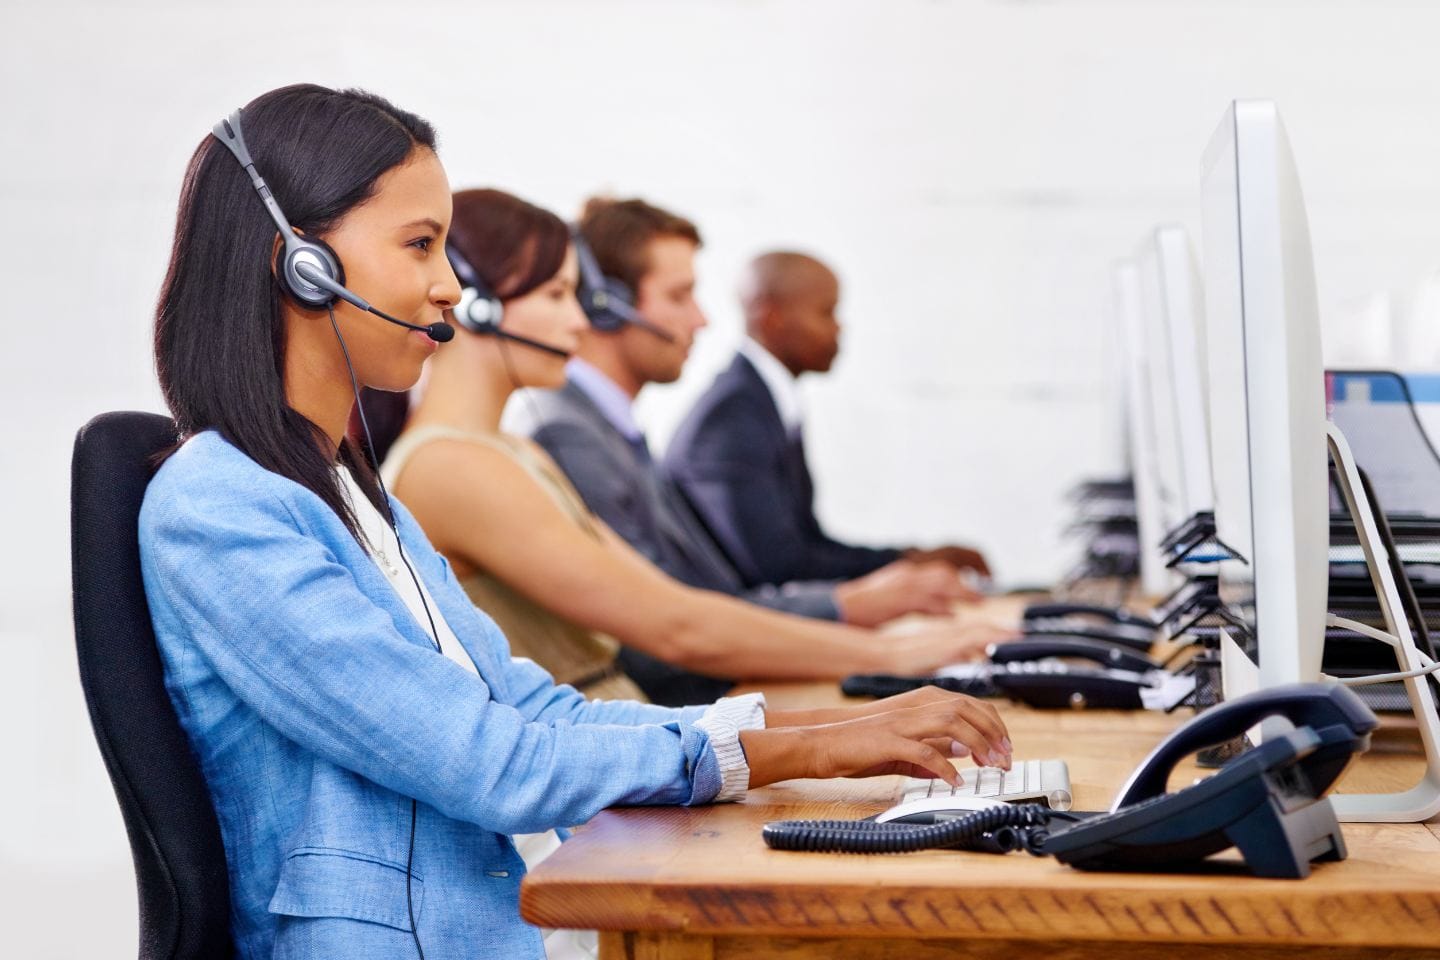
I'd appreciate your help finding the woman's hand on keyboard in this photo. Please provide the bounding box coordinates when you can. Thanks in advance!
[883,621,1019,675]
[739,692,1011,789]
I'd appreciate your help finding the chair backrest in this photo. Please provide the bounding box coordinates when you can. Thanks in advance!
[71,412,233,959]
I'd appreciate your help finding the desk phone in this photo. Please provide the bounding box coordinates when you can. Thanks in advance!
[764,684,1375,878]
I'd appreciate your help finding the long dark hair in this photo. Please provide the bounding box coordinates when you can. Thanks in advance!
[155,84,436,540]
[359,188,569,462]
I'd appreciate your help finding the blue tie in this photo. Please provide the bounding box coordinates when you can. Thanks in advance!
[627,433,654,467]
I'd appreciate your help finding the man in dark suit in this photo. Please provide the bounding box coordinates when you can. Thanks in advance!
[666,251,990,589]
[514,199,974,638]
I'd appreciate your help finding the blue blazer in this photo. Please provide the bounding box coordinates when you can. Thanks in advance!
[139,431,724,960]
[511,380,841,704]
[666,353,901,586]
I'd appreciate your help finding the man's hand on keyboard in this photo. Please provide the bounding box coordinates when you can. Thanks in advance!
[740,692,1012,789]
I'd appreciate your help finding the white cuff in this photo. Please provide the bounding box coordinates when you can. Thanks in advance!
[695,693,766,802]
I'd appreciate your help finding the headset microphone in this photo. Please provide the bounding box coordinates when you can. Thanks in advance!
[490,328,570,358]
[296,263,454,342]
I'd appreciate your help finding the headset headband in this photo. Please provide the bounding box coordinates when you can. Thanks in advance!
[212,111,300,245]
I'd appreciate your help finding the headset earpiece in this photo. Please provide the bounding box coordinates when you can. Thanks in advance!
[275,234,344,308]
[573,230,638,332]
[572,229,677,344]
[214,107,453,344]
[442,240,572,358]
[454,286,502,332]
[445,242,505,334]
[585,276,639,333]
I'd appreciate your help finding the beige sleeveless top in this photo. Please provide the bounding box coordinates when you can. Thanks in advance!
[382,424,647,703]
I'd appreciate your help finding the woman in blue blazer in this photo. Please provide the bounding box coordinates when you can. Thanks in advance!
[138,83,1012,960]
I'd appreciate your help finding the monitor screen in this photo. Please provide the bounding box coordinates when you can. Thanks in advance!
[1142,226,1213,522]
[1328,370,1440,519]
[1200,100,1329,689]
[1114,259,1177,598]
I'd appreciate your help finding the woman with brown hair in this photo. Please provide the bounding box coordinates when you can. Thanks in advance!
[374,188,1014,707]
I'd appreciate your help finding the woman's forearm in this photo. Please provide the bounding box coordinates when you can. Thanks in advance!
[642,584,894,679]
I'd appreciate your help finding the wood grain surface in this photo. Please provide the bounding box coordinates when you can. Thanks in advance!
[524,679,1440,959]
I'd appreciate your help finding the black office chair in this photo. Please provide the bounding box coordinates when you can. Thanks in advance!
[71,412,234,959]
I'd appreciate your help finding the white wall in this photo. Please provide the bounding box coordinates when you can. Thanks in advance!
[5,0,1440,954]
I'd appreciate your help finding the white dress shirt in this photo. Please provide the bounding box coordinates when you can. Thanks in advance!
[738,337,805,435]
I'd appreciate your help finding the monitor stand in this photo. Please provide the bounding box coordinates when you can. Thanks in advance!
[1326,421,1440,822]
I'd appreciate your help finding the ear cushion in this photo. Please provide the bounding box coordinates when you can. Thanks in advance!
[454,286,504,333]
[275,235,344,307]
[584,277,637,333]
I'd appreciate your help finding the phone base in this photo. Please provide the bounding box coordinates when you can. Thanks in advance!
[1225,793,1346,879]
[1049,720,1363,878]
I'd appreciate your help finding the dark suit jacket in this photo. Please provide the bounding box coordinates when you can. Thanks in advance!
[665,353,902,587]
[511,379,841,705]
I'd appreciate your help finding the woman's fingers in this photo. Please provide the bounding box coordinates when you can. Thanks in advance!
[887,703,1008,769]
[871,690,1011,765]
[898,621,1021,672]
[896,737,960,784]
[751,691,1016,787]
[919,735,971,758]
[942,699,1009,757]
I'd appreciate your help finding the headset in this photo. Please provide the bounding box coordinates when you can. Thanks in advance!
[212,105,443,960]
[210,109,454,344]
[445,241,572,358]
[572,229,677,342]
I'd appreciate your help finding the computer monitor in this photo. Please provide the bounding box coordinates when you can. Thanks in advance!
[1137,225,1213,524]
[1328,369,1440,518]
[1135,241,1185,536]
[1200,100,1330,693]
[1113,259,1176,598]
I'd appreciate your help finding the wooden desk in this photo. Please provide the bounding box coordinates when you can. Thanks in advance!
[522,682,1440,959]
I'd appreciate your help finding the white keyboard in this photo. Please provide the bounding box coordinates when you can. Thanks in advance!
[897,759,1072,811]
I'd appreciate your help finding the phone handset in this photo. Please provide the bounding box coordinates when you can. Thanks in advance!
[1023,602,1155,630]
[1045,683,1376,878]
[985,638,1162,710]
[989,637,1158,675]
[1112,683,1377,810]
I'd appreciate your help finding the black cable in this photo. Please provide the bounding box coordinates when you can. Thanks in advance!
[1355,465,1440,700]
[404,798,423,960]
[333,312,444,655]
[496,333,552,451]
[328,304,431,960]
[761,804,1066,855]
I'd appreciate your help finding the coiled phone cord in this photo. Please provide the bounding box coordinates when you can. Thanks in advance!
[761,804,1074,855]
